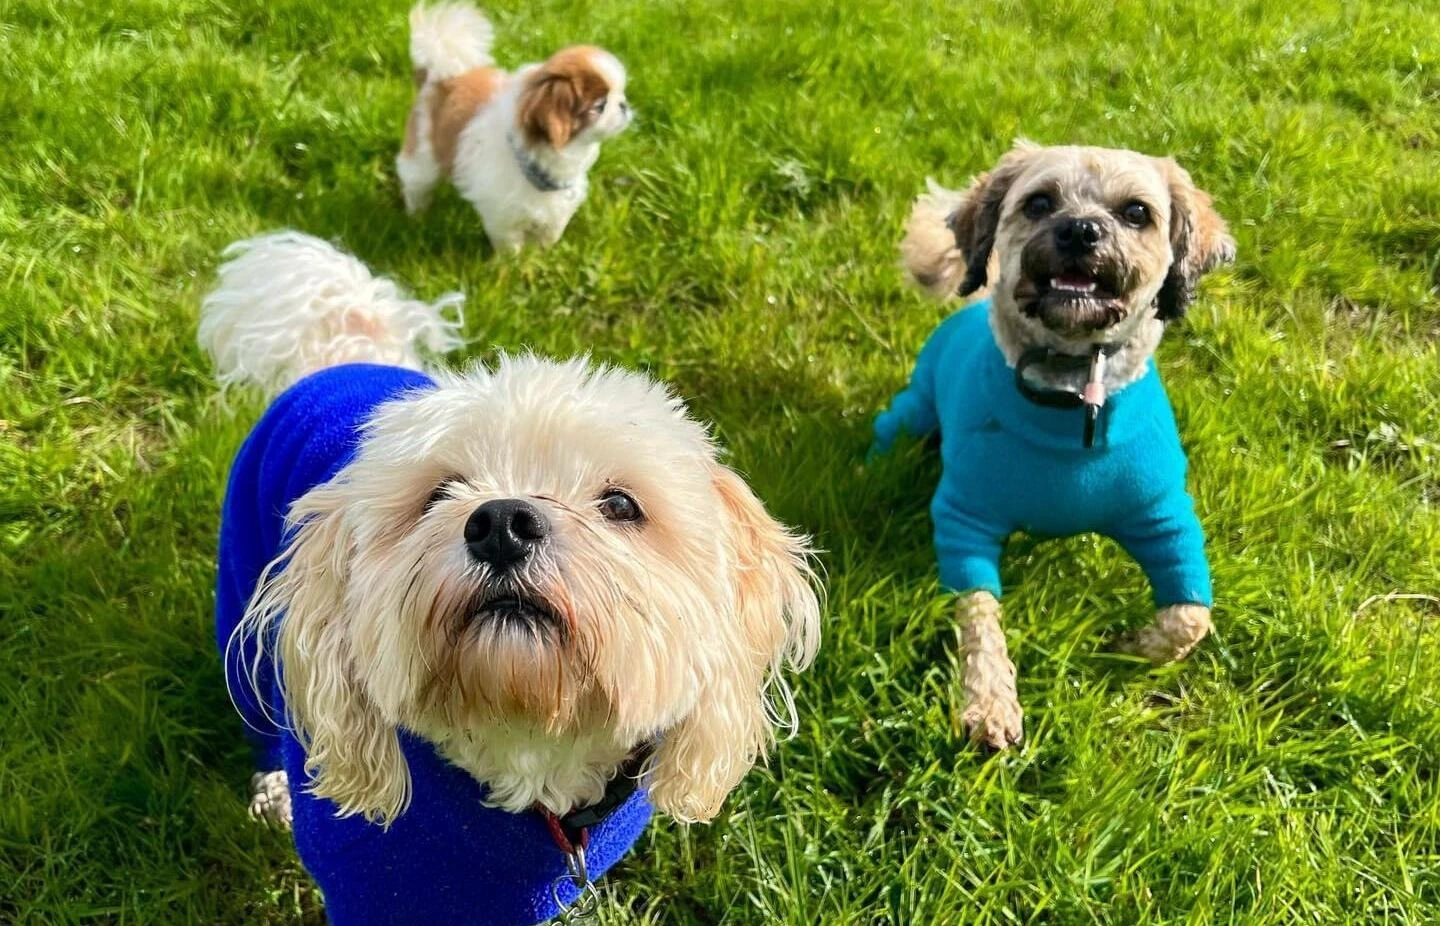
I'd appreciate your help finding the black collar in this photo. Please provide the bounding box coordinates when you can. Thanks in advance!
[507,132,571,193]
[538,742,653,851]
[1013,343,1123,449]
[1013,343,1122,409]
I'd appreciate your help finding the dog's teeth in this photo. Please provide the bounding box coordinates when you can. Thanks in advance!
[1050,277,1098,294]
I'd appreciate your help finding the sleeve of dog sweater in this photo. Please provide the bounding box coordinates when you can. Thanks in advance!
[1111,486,1213,608]
[930,484,1007,598]
[871,310,966,455]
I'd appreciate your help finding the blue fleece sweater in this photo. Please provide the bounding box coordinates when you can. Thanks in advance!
[872,301,1211,608]
[216,363,652,926]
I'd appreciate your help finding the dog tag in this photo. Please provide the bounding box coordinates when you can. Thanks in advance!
[1082,347,1107,448]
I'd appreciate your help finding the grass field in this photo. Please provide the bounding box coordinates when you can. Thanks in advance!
[4,0,1440,922]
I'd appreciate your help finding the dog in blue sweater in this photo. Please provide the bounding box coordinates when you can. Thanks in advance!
[202,232,820,924]
[874,143,1234,750]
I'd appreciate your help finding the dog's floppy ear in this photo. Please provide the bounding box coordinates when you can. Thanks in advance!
[518,70,580,148]
[646,466,821,823]
[243,483,412,826]
[948,143,1038,297]
[1155,159,1236,321]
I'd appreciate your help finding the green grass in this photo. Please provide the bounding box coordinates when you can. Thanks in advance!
[4,0,1440,921]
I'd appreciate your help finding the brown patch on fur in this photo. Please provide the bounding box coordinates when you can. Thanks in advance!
[403,101,423,157]
[517,46,611,149]
[401,66,506,168]
[428,66,506,173]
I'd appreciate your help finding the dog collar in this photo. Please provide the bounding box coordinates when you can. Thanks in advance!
[534,742,653,853]
[533,742,653,917]
[1014,343,1123,448]
[507,132,572,193]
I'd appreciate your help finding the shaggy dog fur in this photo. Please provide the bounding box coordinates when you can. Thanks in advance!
[202,231,820,922]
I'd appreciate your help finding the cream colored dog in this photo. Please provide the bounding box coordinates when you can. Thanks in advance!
[203,232,821,832]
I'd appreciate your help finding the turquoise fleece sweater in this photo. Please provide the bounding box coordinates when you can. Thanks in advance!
[873,300,1212,608]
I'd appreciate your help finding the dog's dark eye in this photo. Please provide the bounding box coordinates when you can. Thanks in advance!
[424,480,457,513]
[1022,193,1055,220]
[593,98,607,114]
[1120,201,1151,228]
[598,489,642,523]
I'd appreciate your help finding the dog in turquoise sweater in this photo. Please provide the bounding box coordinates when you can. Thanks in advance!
[876,144,1235,749]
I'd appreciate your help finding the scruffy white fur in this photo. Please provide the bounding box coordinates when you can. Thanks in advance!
[199,231,463,397]
[203,232,820,825]
[408,1,494,82]
[398,3,632,251]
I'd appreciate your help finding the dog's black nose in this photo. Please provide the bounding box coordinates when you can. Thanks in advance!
[1055,217,1103,256]
[465,499,549,569]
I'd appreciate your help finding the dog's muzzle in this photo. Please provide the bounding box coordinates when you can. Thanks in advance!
[1016,235,1132,334]
[463,499,567,637]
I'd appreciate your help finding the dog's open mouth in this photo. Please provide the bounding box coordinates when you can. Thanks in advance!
[1047,272,1113,298]
[1017,267,1129,333]
[471,593,563,635]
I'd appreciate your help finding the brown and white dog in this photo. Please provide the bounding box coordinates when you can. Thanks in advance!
[397,3,632,251]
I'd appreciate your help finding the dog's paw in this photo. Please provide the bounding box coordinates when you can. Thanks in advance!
[1114,603,1214,663]
[249,770,293,829]
[961,692,1024,751]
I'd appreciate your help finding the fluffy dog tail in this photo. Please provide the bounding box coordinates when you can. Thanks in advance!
[900,179,969,300]
[408,2,495,84]
[199,230,464,397]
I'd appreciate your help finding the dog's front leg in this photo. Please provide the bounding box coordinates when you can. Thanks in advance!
[1112,500,1214,663]
[535,211,575,248]
[482,215,527,254]
[957,590,1023,750]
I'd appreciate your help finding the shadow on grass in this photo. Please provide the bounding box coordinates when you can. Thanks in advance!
[248,175,493,270]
